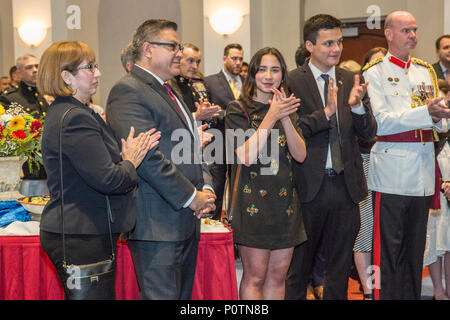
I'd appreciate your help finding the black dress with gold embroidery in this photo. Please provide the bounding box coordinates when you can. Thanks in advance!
[225,99,307,250]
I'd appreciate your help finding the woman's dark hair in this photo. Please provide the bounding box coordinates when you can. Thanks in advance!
[240,47,289,106]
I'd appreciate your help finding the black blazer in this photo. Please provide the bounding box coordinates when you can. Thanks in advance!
[288,64,377,204]
[40,96,138,235]
[432,62,445,80]
[106,65,213,242]
[204,71,238,110]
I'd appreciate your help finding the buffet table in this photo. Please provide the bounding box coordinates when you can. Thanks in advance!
[0,220,238,300]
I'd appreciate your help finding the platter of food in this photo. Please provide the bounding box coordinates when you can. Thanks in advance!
[16,195,50,214]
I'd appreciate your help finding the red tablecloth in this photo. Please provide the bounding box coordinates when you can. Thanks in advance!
[0,229,238,300]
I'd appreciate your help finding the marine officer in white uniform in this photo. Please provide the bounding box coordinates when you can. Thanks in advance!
[363,11,450,300]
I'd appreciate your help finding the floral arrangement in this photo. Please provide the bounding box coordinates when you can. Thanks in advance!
[0,102,44,171]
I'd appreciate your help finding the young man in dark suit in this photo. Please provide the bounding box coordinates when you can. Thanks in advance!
[106,19,216,300]
[433,34,450,82]
[204,43,244,220]
[285,14,377,300]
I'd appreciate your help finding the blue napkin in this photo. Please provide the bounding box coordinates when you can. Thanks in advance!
[0,201,31,227]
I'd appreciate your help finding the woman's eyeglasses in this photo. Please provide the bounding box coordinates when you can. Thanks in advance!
[74,63,99,74]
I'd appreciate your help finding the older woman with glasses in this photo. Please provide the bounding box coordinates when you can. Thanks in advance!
[37,41,161,300]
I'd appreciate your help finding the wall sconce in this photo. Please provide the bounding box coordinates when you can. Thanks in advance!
[209,8,243,36]
[18,21,48,48]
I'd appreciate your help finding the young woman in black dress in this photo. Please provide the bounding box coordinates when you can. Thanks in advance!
[225,47,307,299]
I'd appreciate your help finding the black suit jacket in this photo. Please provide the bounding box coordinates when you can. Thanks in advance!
[106,65,213,242]
[40,96,138,234]
[432,62,445,80]
[288,64,377,204]
[204,71,238,110]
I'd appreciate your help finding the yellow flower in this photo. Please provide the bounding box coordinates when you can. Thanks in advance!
[8,116,26,131]
[0,104,4,116]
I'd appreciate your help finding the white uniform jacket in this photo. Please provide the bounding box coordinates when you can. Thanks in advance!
[363,53,448,196]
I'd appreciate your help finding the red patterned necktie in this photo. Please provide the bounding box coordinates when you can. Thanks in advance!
[163,83,188,125]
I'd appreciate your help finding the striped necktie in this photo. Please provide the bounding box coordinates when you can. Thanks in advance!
[229,77,240,99]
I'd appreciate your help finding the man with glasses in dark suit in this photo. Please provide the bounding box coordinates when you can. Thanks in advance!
[106,19,216,300]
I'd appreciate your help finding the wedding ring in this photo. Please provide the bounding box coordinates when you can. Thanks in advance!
[281,97,285,101]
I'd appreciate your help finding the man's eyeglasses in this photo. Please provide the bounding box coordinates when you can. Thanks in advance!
[148,41,184,53]
[74,63,99,74]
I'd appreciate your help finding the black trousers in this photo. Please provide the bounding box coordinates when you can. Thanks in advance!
[128,233,198,300]
[285,173,360,300]
[40,231,119,300]
[373,192,430,300]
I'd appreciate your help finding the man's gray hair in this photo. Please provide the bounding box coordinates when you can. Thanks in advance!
[16,54,37,70]
[120,42,134,72]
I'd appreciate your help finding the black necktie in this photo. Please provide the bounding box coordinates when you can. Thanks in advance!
[321,74,343,174]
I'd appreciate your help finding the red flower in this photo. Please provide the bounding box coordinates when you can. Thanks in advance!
[30,120,42,133]
[12,129,26,140]
[0,123,3,140]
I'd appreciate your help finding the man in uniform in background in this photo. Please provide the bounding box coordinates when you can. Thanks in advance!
[0,54,49,181]
[9,65,21,89]
[363,11,450,300]
[0,76,11,92]
[0,54,49,116]
[169,43,220,122]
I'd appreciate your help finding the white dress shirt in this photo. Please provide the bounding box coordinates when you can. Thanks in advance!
[135,65,214,207]
[308,60,365,169]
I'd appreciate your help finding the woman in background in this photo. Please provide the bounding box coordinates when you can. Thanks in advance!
[353,46,387,300]
[423,79,450,300]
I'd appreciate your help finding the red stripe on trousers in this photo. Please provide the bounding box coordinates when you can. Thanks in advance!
[373,192,381,300]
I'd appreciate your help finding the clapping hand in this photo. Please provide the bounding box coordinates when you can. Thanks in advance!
[197,123,213,148]
[348,74,369,108]
[267,87,300,122]
[121,126,161,168]
[427,97,450,122]
[194,99,221,121]
[324,77,339,118]
[442,182,450,198]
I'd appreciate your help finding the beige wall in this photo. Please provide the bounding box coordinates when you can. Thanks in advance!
[0,0,15,77]
[180,0,204,72]
[304,0,444,64]
[251,0,301,71]
[0,0,445,97]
